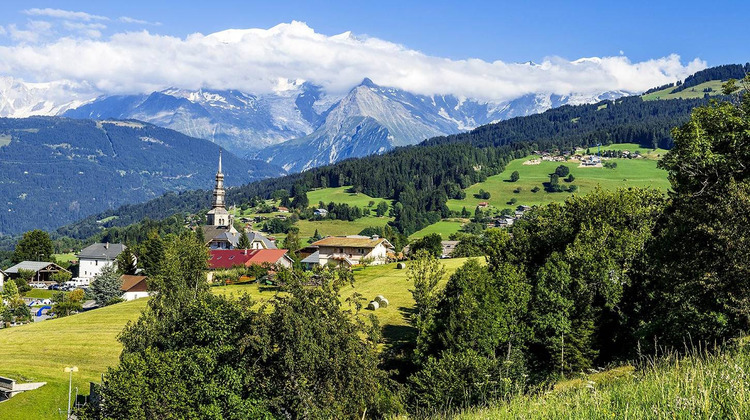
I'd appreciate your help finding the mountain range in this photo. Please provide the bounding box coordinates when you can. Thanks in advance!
[0,75,629,172]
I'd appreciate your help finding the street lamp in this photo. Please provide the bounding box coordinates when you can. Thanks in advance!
[64,366,78,419]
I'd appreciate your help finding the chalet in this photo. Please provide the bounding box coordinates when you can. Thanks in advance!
[78,242,127,281]
[441,241,459,258]
[120,275,149,301]
[314,208,329,217]
[277,206,290,213]
[496,216,515,228]
[300,251,320,270]
[208,249,293,270]
[311,235,394,267]
[4,261,70,283]
[477,202,489,209]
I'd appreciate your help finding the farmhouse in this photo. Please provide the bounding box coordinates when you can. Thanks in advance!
[3,261,70,283]
[441,240,459,258]
[477,202,489,209]
[120,275,149,301]
[208,249,293,270]
[314,208,328,217]
[78,242,127,281]
[311,235,394,267]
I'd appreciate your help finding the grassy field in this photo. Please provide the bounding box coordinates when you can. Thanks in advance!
[455,345,750,419]
[409,219,466,240]
[642,80,728,101]
[447,149,670,212]
[22,289,60,299]
[307,186,391,209]
[0,299,148,420]
[296,215,392,239]
[51,253,76,263]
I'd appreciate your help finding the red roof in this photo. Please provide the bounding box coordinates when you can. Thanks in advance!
[209,249,289,269]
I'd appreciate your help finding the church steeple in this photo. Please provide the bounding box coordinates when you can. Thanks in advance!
[206,149,230,227]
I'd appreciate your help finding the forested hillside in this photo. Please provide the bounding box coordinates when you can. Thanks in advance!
[57,95,706,239]
[0,117,283,234]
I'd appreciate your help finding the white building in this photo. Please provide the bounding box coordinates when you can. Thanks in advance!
[311,235,394,267]
[0,268,5,291]
[77,242,126,282]
[120,275,149,301]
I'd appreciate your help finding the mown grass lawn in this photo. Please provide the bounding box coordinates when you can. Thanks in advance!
[296,215,392,239]
[0,299,148,420]
[447,153,670,213]
[307,186,391,210]
[409,219,466,240]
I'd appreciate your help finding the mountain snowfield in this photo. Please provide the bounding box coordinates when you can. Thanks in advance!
[0,75,631,171]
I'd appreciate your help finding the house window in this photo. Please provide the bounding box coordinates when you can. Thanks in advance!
[95,260,98,266]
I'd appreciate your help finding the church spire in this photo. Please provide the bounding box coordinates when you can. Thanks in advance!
[218,149,222,175]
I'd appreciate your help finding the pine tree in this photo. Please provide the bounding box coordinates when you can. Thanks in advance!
[238,231,251,249]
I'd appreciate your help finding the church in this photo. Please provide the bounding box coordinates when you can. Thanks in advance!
[201,151,276,250]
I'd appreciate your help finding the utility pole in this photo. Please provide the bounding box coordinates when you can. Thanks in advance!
[64,366,78,419]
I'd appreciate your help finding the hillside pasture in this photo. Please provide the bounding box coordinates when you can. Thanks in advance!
[0,299,148,420]
[642,80,728,101]
[409,219,466,240]
[447,154,669,212]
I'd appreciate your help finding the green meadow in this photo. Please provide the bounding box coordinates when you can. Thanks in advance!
[447,149,670,213]
[409,219,466,240]
[641,80,728,101]
[0,299,148,420]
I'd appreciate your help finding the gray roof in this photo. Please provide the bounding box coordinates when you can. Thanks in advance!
[78,243,126,260]
[4,261,70,274]
[300,251,320,264]
[247,232,277,249]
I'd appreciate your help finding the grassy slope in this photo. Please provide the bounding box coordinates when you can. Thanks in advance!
[409,219,466,240]
[642,80,727,101]
[0,299,148,419]
[457,346,750,419]
[447,146,670,212]
[307,186,391,209]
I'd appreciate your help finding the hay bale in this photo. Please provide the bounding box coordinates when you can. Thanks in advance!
[375,297,389,308]
[367,301,380,311]
[396,262,406,269]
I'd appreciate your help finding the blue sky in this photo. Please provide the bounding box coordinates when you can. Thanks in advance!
[0,0,746,64]
[0,1,743,101]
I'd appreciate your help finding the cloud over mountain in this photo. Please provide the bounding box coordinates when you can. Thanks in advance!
[0,20,705,102]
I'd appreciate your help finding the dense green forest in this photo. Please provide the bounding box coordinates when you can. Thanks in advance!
[0,117,283,235]
[58,95,705,239]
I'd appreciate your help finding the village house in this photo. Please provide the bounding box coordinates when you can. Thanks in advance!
[3,261,70,283]
[77,242,127,282]
[477,202,489,209]
[441,241,459,258]
[277,206,289,213]
[311,235,395,267]
[120,275,150,301]
[208,249,293,270]
[314,208,328,217]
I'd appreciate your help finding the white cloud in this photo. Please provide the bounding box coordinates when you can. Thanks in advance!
[118,16,161,26]
[22,8,108,22]
[62,21,107,38]
[0,21,706,102]
[5,20,53,43]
